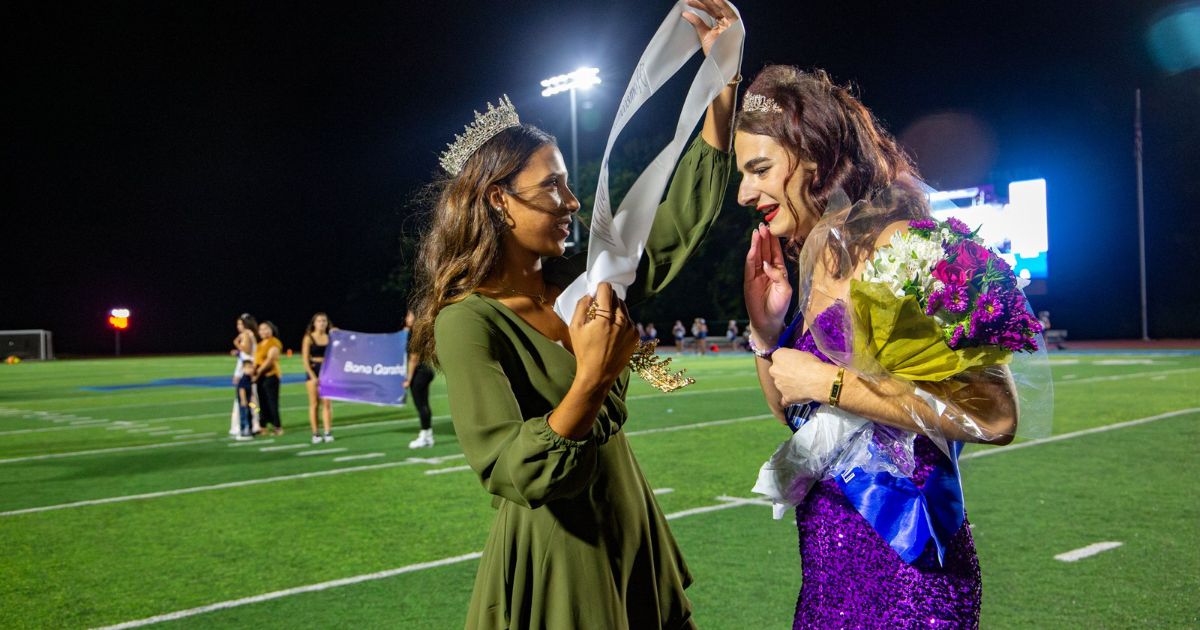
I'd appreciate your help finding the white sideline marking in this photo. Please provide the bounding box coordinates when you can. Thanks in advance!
[228,439,272,447]
[0,439,216,465]
[333,453,385,462]
[259,444,306,452]
[296,448,348,457]
[92,495,769,629]
[665,495,771,520]
[628,385,757,401]
[626,414,772,436]
[404,454,465,465]
[90,551,487,630]
[174,433,209,440]
[418,415,774,477]
[1054,541,1123,562]
[1,460,439,517]
[425,465,471,476]
[1151,376,1167,381]
[1055,367,1200,386]
[960,408,1200,461]
[653,488,674,495]
[11,406,1198,518]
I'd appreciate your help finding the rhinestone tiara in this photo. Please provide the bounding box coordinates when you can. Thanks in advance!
[742,93,783,114]
[439,95,521,176]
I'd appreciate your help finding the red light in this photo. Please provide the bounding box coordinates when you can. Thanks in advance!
[108,316,129,330]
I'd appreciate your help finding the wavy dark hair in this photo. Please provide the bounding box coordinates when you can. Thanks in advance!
[735,66,927,275]
[238,313,259,341]
[409,124,557,367]
[305,312,332,336]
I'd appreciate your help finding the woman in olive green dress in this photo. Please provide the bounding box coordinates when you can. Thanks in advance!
[408,17,738,630]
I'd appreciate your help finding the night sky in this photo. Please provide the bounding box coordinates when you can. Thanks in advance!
[7,0,1198,356]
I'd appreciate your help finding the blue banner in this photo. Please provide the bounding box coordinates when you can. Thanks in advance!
[317,329,408,406]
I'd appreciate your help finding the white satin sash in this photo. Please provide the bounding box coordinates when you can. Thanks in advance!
[554,1,744,320]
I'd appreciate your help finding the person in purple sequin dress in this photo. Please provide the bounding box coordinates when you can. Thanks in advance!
[718,59,1020,627]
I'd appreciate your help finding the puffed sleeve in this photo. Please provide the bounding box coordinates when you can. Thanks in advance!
[544,135,731,303]
[630,134,732,303]
[435,303,599,509]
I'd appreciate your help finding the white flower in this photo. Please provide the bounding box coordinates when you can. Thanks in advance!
[861,231,946,299]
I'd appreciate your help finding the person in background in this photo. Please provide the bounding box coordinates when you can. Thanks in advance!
[230,313,261,436]
[726,319,739,347]
[693,317,709,356]
[672,319,687,353]
[636,322,647,342]
[403,310,437,449]
[254,321,284,436]
[303,312,334,444]
[644,321,658,345]
[234,359,255,441]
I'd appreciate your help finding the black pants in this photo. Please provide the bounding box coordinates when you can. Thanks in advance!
[410,364,435,430]
[257,375,281,429]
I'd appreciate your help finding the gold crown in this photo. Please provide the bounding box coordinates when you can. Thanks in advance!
[742,93,782,114]
[439,95,521,175]
[629,340,695,393]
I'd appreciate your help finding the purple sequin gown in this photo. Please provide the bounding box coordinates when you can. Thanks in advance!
[790,327,981,629]
[792,436,981,629]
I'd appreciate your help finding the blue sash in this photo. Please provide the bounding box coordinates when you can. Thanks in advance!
[834,441,965,565]
[782,315,966,565]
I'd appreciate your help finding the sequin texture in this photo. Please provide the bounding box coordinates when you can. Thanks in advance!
[792,436,981,629]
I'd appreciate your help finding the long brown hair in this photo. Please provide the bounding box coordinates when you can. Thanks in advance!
[409,124,557,366]
[735,66,926,275]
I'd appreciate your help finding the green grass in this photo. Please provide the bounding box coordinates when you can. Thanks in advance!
[1,352,1198,628]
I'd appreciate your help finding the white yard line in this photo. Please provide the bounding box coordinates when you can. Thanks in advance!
[625,414,772,436]
[90,551,486,630]
[960,408,1200,461]
[1,460,439,517]
[653,488,674,495]
[627,385,757,401]
[1054,541,1123,562]
[333,453,385,462]
[228,439,272,447]
[296,448,348,457]
[1054,367,1200,386]
[258,444,307,453]
[91,494,775,630]
[425,465,472,476]
[0,439,217,465]
[9,406,1198,518]
[664,495,772,520]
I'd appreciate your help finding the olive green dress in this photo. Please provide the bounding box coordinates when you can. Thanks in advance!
[435,136,731,630]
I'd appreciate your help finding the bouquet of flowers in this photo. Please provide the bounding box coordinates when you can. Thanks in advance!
[850,216,1042,381]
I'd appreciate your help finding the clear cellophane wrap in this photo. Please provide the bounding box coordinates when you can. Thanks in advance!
[753,181,1053,518]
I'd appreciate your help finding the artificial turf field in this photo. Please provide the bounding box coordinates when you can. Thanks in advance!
[1,351,1197,629]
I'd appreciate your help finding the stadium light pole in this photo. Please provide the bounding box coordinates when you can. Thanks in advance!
[541,67,601,251]
[108,308,130,356]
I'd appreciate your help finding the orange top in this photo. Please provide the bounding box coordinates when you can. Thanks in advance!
[254,337,283,378]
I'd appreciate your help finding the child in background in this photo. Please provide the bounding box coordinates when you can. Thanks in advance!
[235,359,255,440]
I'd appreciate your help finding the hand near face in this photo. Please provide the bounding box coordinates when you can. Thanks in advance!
[569,282,639,390]
[768,348,836,407]
[744,224,792,344]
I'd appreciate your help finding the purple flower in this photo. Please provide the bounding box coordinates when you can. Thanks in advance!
[948,324,967,348]
[974,292,1005,324]
[944,284,971,313]
[909,219,937,231]
[945,217,973,237]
